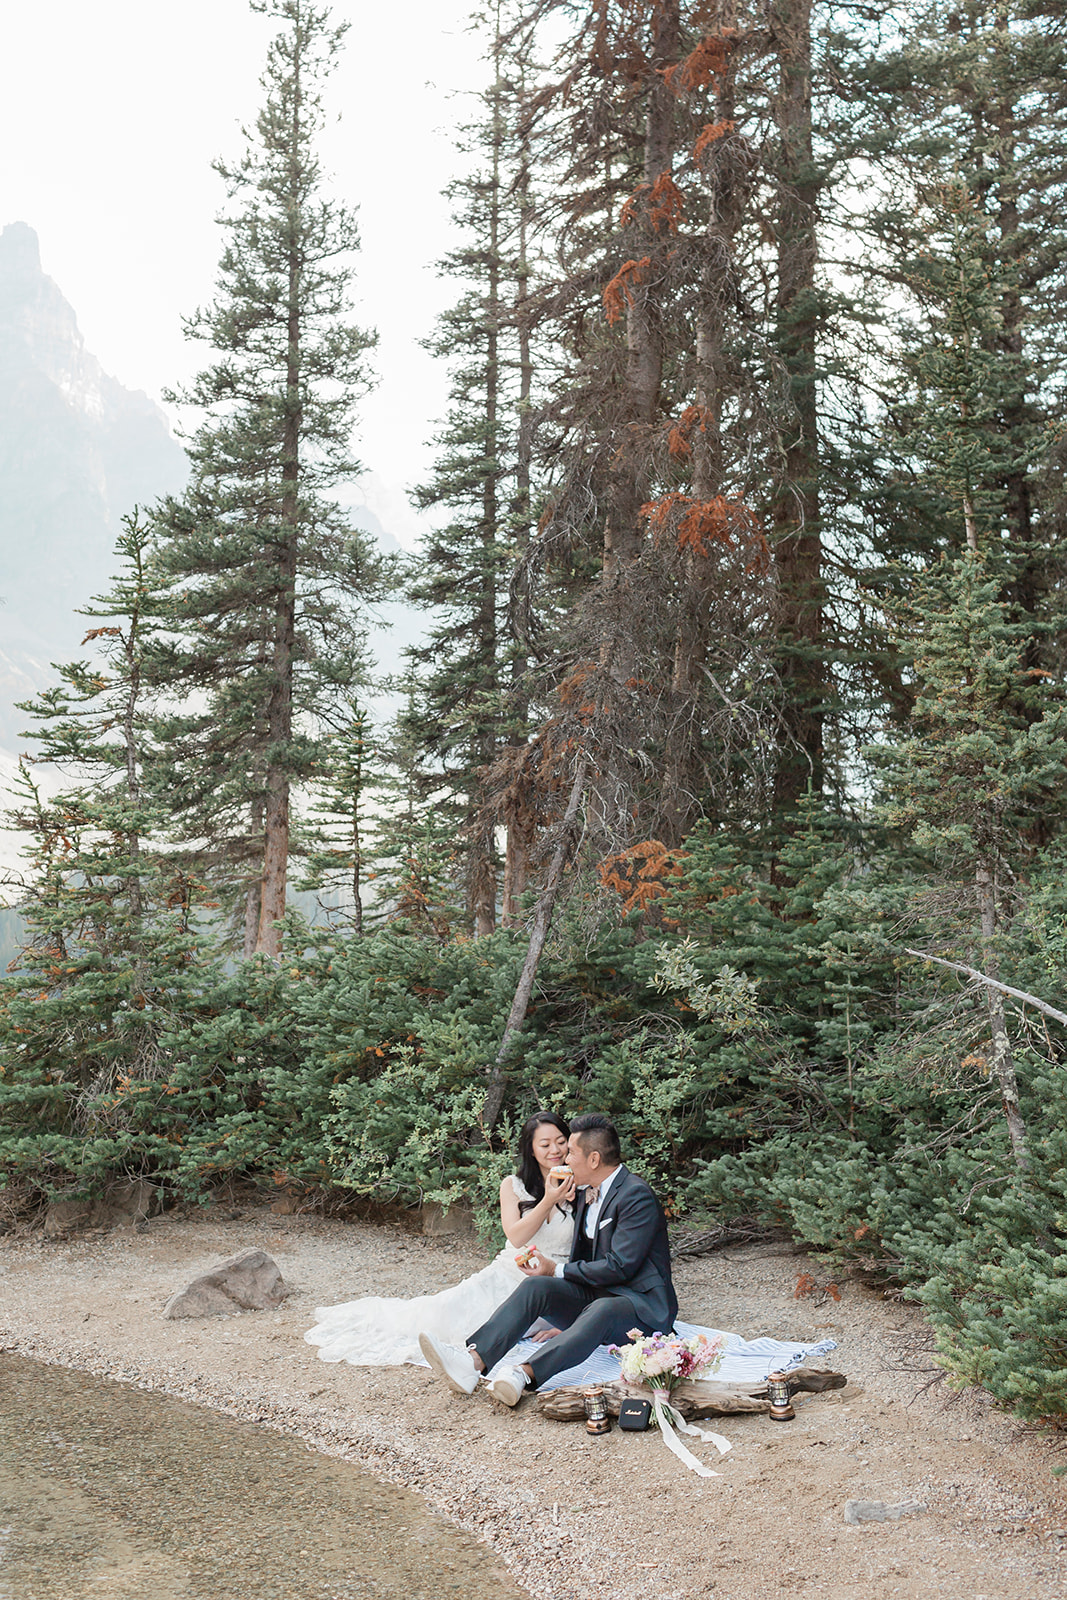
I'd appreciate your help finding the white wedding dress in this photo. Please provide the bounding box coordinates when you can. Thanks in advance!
[304,1176,575,1367]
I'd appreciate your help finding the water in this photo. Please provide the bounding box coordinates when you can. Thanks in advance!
[0,1355,528,1599]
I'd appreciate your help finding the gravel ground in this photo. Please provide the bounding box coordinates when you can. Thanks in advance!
[1,1200,1066,1600]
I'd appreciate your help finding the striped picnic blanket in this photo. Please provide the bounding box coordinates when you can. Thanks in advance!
[500,1322,839,1392]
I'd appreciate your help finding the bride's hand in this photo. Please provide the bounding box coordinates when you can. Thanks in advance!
[544,1171,576,1206]
[529,1325,562,1343]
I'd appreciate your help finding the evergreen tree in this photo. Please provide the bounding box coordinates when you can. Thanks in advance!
[405,4,535,935]
[504,0,841,845]
[872,550,1067,1169]
[832,0,1067,722]
[894,184,1036,555]
[0,517,207,1196]
[867,197,1065,1169]
[364,675,463,939]
[298,698,375,934]
[150,0,385,958]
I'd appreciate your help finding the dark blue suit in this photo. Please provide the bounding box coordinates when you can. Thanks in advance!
[466,1164,678,1388]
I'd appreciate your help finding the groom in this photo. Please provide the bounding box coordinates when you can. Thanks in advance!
[419,1112,678,1407]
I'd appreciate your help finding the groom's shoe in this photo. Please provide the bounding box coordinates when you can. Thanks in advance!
[419,1332,480,1395]
[488,1365,529,1408]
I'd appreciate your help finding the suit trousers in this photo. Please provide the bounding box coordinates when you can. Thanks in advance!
[467,1277,653,1389]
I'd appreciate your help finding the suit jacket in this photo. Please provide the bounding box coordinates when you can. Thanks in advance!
[560,1164,678,1332]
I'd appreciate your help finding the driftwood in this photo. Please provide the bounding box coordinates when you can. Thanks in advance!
[537,1365,847,1422]
[669,1222,786,1259]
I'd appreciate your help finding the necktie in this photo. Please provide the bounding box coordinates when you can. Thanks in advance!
[585,1185,600,1206]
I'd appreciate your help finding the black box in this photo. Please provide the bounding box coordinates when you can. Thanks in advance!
[617,1397,652,1431]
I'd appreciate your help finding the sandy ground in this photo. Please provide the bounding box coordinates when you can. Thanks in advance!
[1,1200,1065,1600]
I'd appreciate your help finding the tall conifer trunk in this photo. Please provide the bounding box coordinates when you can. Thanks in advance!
[663,5,747,841]
[975,861,1030,1170]
[150,0,378,951]
[257,45,303,957]
[470,30,505,938]
[503,112,535,926]
[602,0,680,680]
[771,0,823,809]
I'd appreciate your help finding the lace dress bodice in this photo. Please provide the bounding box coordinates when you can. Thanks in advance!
[505,1174,574,1263]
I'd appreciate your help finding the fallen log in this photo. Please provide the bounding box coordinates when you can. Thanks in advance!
[669,1224,786,1259]
[537,1366,846,1422]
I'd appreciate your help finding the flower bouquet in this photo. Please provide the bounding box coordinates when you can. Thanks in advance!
[609,1329,732,1478]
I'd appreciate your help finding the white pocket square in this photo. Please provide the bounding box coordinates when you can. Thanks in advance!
[598,1217,614,1230]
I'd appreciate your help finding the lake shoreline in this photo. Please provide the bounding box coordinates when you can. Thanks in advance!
[2,1202,1064,1599]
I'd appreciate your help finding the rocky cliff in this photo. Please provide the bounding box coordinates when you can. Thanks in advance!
[0,221,187,744]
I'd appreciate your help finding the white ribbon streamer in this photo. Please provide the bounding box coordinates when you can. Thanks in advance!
[651,1393,732,1477]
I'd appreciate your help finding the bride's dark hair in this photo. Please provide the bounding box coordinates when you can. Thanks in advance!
[515,1111,570,1206]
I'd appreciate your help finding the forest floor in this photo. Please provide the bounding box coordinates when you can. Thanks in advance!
[1,1200,1065,1600]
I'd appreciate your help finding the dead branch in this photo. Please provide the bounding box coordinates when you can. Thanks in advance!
[903,949,1067,1028]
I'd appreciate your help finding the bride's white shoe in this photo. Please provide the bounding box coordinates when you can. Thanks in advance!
[418,1332,480,1395]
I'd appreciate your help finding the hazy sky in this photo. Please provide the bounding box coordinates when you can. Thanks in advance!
[0,0,490,548]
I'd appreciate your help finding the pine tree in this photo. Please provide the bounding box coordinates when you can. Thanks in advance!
[405,4,535,935]
[150,0,384,958]
[364,675,463,939]
[834,0,1067,717]
[0,517,207,1194]
[488,3,773,847]
[895,184,1036,556]
[873,551,1067,1169]
[767,0,826,808]
[870,194,1067,1169]
[298,698,375,934]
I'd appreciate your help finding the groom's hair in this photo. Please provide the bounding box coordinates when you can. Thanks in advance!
[570,1112,621,1166]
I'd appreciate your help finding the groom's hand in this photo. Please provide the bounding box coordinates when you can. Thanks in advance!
[519,1251,558,1278]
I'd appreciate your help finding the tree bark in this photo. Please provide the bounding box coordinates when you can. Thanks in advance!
[504,98,535,929]
[974,862,1030,1170]
[256,38,303,958]
[483,754,588,1127]
[471,24,505,938]
[601,0,680,680]
[770,0,823,810]
[662,5,747,842]
[502,800,531,926]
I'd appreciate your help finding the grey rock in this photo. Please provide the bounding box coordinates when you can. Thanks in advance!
[844,1499,927,1525]
[420,1201,475,1238]
[43,1199,92,1237]
[162,1249,289,1319]
[43,1180,160,1237]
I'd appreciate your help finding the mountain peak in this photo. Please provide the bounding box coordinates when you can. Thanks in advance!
[0,224,187,743]
[0,221,42,281]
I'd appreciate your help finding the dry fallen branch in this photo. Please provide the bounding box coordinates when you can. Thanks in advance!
[669,1222,786,1258]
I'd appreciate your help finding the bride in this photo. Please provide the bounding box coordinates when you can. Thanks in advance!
[305,1112,577,1367]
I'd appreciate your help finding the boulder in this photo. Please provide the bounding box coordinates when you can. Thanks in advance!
[162,1248,289,1319]
[844,1499,927,1525]
[420,1201,476,1238]
[43,1179,160,1237]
